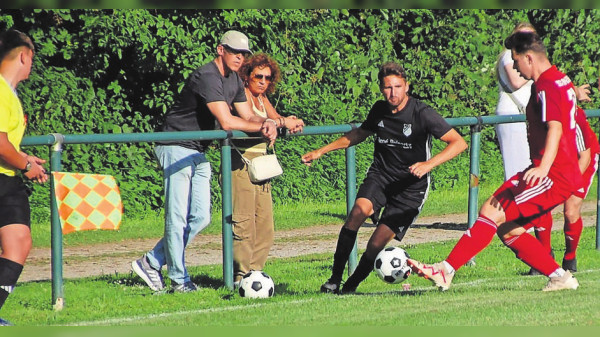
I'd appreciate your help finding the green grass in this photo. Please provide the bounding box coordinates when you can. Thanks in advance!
[8,227,600,326]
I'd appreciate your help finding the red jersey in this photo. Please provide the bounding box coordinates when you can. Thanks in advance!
[526,65,582,192]
[575,106,600,155]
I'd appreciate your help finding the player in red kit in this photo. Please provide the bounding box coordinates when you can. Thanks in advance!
[408,31,582,292]
[530,106,599,273]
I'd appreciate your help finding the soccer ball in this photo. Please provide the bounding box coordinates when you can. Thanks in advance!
[238,270,275,299]
[374,246,411,284]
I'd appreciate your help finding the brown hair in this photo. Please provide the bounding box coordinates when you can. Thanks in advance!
[378,62,407,87]
[238,52,281,95]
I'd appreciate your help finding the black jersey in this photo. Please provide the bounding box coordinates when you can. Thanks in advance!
[360,97,452,178]
[157,61,247,152]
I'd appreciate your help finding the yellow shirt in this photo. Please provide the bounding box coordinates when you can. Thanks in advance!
[0,75,26,176]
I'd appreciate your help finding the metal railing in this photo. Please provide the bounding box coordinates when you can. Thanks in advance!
[21,109,600,309]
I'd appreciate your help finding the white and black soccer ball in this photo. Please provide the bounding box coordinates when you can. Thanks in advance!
[374,246,411,284]
[238,270,275,299]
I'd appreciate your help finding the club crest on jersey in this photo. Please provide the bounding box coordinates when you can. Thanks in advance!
[378,120,385,128]
[403,124,412,137]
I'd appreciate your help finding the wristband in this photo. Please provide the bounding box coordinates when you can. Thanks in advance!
[265,118,278,128]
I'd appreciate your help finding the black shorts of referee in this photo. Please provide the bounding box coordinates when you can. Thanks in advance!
[356,168,428,242]
[0,174,31,228]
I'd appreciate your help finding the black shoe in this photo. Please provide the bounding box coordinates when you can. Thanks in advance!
[562,257,577,272]
[320,279,341,294]
[339,285,357,295]
[527,268,543,276]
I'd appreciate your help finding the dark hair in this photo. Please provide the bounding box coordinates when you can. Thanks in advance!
[0,29,34,61]
[238,52,281,95]
[378,62,407,87]
[504,31,545,55]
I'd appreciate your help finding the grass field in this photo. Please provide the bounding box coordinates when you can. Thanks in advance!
[7,226,600,326]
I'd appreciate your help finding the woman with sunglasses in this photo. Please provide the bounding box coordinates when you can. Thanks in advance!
[232,53,304,286]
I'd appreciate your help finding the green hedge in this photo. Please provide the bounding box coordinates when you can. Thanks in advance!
[2,9,599,222]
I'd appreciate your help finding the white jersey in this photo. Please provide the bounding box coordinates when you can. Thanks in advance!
[495,49,532,180]
[496,49,533,115]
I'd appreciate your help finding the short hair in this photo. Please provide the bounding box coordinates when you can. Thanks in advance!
[378,62,407,87]
[238,53,281,95]
[504,31,546,55]
[0,29,34,61]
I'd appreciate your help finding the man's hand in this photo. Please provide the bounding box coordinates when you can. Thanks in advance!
[24,155,48,184]
[261,120,278,146]
[301,150,322,166]
[409,161,433,179]
[284,116,305,134]
[575,84,591,102]
[523,165,549,187]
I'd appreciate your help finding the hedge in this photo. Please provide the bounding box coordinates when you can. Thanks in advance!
[1,9,599,222]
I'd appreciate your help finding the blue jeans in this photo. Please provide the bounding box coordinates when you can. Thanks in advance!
[146,145,211,285]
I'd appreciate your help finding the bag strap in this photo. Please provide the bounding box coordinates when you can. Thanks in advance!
[230,141,251,165]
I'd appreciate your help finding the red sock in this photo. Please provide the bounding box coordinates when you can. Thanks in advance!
[502,233,560,276]
[446,215,497,271]
[533,213,552,254]
[564,217,583,260]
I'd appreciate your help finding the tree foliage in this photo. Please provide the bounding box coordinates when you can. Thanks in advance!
[2,9,599,221]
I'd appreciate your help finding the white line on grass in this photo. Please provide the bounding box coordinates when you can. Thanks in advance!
[64,298,318,326]
[65,268,600,326]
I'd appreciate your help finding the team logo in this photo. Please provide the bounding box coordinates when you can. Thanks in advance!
[403,124,412,137]
[378,120,385,128]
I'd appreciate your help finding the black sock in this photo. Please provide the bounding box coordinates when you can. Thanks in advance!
[329,227,358,283]
[343,253,375,291]
[0,257,24,310]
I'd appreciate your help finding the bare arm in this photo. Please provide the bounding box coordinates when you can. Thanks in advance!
[504,63,530,89]
[301,128,372,166]
[207,100,277,142]
[523,120,562,186]
[263,95,305,133]
[578,148,591,173]
[0,132,48,183]
[408,128,468,178]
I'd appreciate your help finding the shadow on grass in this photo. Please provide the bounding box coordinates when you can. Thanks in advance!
[413,222,469,231]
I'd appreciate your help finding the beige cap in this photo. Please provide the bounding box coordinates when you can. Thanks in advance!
[220,30,252,54]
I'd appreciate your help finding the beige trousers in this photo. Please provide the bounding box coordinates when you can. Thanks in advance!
[231,150,275,282]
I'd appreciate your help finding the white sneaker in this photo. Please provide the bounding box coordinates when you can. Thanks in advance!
[542,271,579,292]
[131,256,165,291]
[407,259,454,291]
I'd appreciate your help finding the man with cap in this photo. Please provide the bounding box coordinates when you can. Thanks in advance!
[132,30,278,293]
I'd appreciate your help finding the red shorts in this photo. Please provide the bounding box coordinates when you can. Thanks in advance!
[493,171,573,228]
[574,153,599,199]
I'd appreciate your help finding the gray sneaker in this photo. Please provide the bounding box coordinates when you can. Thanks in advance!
[131,256,165,291]
[171,281,198,293]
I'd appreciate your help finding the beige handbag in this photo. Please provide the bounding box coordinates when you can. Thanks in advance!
[232,143,283,183]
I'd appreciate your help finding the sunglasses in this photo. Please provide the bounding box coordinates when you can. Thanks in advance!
[223,45,250,58]
[253,74,273,81]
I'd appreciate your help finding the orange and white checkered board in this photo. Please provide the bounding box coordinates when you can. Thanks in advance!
[52,172,123,234]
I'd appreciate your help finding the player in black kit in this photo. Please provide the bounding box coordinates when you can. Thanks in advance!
[301,62,467,294]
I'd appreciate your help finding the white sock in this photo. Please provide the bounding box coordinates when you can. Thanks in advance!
[442,260,455,274]
[549,268,566,278]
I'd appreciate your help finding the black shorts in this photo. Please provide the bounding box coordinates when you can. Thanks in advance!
[0,174,31,228]
[356,169,428,240]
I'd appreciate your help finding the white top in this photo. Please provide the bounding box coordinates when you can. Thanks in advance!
[495,49,533,115]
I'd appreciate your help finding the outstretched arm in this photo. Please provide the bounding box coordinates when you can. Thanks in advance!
[301,128,372,166]
[409,129,467,179]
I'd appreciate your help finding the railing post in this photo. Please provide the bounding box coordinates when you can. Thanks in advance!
[220,138,234,290]
[345,146,357,274]
[49,133,65,310]
[466,119,482,266]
